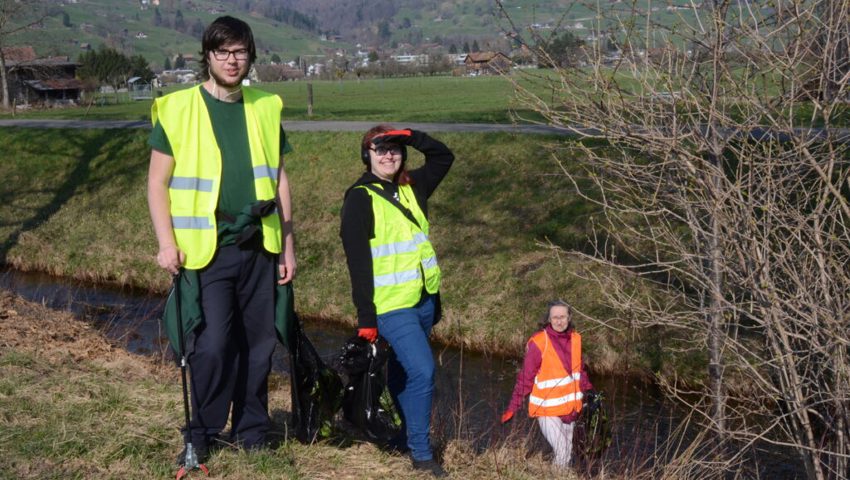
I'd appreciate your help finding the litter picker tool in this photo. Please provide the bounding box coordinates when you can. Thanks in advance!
[173,270,209,480]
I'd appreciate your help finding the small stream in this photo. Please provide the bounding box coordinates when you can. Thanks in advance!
[0,268,802,478]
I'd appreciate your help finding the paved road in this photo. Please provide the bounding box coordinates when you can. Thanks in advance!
[0,118,574,135]
[2,119,846,143]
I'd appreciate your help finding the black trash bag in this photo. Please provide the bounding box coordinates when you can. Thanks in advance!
[575,391,612,458]
[338,336,401,443]
[288,317,343,443]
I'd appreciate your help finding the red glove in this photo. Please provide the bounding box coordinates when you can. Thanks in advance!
[358,327,378,343]
[500,410,514,424]
[372,129,413,146]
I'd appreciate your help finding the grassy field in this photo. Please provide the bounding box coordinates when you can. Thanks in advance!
[0,125,674,380]
[7,70,843,129]
[1,74,553,123]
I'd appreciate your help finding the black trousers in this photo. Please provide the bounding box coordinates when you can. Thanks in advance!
[186,241,277,448]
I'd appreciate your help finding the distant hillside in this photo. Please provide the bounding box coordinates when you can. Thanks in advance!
[8,0,698,70]
[277,0,597,45]
[12,0,344,70]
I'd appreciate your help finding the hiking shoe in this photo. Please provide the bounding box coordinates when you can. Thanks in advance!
[176,443,209,466]
[412,458,448,478]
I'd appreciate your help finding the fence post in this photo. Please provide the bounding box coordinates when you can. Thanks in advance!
[307,82,313,117]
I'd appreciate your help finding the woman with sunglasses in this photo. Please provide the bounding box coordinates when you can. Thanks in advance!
[339,125,454,477]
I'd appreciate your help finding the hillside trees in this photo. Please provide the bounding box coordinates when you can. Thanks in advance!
[536,31,585,68]
[78,47,153,94]
[0,0,47,110]
[173,9,185,32]
[252,0,318,31]
[501,0,850,478]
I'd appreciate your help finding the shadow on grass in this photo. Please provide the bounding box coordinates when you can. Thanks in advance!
[0,127,144,267]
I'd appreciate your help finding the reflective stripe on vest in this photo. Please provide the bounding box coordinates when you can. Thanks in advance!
[151,85,283,269]
[528,330,583,417]
[361,184,441,315]
[172,216,214,230]
[253,165,278,182]
[169,176,214,192]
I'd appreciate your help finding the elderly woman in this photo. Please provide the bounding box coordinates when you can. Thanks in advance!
[340,125,454,478]
[501,300,595,469]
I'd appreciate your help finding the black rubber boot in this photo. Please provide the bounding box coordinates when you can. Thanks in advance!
[411,458,447,477]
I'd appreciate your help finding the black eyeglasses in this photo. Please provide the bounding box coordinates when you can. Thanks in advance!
[370,146,403,156]
[212,48,250,61]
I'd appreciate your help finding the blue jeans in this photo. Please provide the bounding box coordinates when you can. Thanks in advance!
[377,294,436,461]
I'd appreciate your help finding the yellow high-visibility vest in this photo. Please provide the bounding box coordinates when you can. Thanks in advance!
[151,85,282,269]
[360,184,441,314]
[528,330,584,417]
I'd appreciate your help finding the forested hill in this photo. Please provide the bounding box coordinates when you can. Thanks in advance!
[11,0,691,70]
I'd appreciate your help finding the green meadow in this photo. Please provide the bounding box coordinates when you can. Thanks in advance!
[1,74,553,123]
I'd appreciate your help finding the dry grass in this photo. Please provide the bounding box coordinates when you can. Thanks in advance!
[0,290,574,479]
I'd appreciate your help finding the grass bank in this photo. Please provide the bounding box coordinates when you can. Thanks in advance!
[0,126,693,381]
[0,290,582,479]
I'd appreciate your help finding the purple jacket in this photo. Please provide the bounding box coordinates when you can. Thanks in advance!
[507,325,594,423]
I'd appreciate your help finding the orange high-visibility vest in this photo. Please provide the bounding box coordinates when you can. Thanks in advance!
[528,330,583,417]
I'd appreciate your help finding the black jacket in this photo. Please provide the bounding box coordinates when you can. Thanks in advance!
[339,130,454,328]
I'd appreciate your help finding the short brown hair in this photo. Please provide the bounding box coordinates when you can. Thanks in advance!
[199,16,257,79]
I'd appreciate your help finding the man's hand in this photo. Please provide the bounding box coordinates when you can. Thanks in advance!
[156,245,185,275]
[277,250,296,285]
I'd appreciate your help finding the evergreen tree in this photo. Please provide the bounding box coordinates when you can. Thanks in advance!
[449,44,457,54]
[174,54,185,69]
[378,21,391,40]
[129,54,155,82]
[61,11,71,27]
[153,7,162,27]
[463,41,470,53]
[538,31,585,68]
[190,18,205,39]
[77,46,134,91]
[174,10,185,32]
[163,56,172,70]
[472,40,480,52]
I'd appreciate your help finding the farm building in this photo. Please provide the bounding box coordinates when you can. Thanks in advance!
[2,46,82,106]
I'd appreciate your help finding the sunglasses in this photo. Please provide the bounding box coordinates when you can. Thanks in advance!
[370,145,403,156]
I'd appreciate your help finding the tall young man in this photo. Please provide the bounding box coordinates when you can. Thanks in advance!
[147,16,294,462]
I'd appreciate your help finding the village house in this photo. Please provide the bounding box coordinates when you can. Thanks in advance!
[464,51,511,75]
[2,46,82,106]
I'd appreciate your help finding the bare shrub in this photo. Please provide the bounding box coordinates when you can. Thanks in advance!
[498,0,850,478]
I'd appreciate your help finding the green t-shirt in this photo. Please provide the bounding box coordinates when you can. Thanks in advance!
[148,87,293,218]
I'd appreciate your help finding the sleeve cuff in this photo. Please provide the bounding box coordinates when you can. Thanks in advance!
[358,314,377,329]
